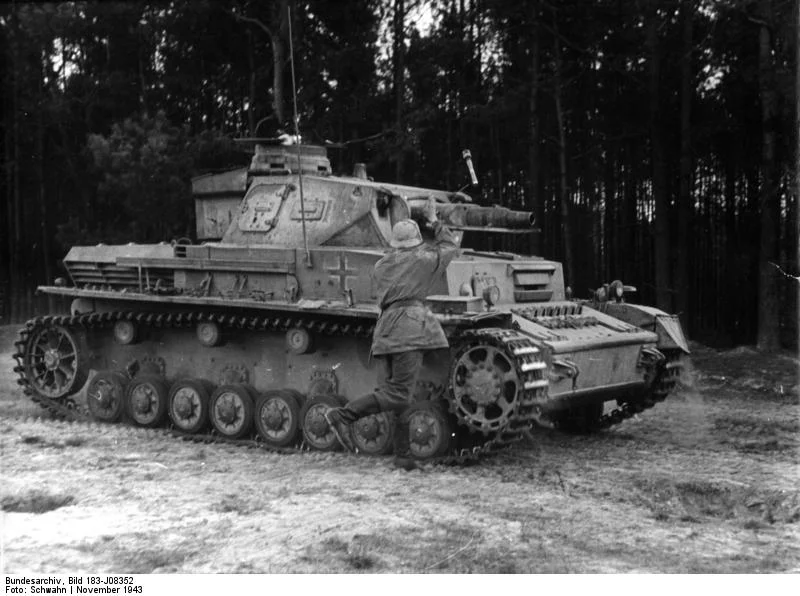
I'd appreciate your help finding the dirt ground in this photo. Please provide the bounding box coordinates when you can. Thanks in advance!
[0,324,798,574]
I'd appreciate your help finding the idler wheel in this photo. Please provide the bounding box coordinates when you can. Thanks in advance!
[209,383,255,439]
[254,390,302,447]
[352,412,396,455]
[24,324,87,399]
[300,394,347,451]
[450,342,521,433]
[398,401,453,460]
[86,371,128,422]
[126,374,169,427]
[168,379,214,433]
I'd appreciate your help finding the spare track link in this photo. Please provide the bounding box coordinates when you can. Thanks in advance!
[11,312,529,466]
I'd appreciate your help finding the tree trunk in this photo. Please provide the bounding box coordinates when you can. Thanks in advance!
[38,52,54,313]
[795,0,800,347]
[271,0,290,127]
[623,141,639,292]
[138,34,148,115]
[394,0,405,182]
[11,17,22,323]
[272,35,285,125]
[247,29,256,135]
[647,2,671,312]
[3,47,12,323]
[723,153,741,342]
[675,1,693,332]
[603,141,618,280]
[527,0,542,257]
[552,17,574,286]
[756,0,781,351]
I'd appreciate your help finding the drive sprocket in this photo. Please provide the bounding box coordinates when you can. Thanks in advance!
[449,328,548,436]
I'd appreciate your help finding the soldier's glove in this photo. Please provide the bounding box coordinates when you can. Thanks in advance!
[423,197,438,229]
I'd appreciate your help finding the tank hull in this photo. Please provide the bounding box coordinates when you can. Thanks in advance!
[18,286,684,441]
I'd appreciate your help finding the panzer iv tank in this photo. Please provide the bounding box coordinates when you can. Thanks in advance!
[14,142,689,462]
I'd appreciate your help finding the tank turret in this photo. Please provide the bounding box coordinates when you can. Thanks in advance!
[192,143,535,247]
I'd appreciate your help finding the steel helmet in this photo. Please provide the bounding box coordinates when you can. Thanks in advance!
[390,219,423,249]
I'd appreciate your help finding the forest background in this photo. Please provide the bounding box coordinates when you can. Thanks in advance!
[0,0,797,351]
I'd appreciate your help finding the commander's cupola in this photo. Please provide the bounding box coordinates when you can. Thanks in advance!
[248,143,332,178]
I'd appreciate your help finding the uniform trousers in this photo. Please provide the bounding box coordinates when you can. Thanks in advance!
[340,350,423,420]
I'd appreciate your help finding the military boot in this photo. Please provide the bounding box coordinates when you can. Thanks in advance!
[324,408,358,452]
[324,396,381,453]
[392,414,418,471]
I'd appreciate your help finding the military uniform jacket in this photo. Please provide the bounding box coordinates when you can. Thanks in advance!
[371,222,459,355]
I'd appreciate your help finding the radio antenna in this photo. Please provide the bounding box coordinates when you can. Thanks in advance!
[288,5,311,268]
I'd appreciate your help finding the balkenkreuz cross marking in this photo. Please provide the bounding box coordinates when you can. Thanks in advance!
[326,252,358,292]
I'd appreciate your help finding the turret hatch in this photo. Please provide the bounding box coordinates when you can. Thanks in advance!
[238,184,295,233]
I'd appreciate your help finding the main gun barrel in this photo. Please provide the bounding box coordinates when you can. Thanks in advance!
[408,201,535,232]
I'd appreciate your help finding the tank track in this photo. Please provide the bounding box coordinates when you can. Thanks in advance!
[12,313,685,462]
[12,309,372,416]
[12,312,539,466]
[592,349,685,429]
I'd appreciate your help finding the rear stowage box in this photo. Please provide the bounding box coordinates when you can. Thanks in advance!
[192,168,248,240]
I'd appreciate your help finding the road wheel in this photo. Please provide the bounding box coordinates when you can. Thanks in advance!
[300,394,347,451]
[352,412,395,455]
[86,370,128,423]
[126,374,169,427]
[169,379,214,433]
[280,388,306,411]
[399,401,453,460]
[210,384,255,439]
[255,390,302,447]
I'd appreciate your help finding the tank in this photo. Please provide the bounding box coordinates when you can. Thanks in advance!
[13,142,689,462]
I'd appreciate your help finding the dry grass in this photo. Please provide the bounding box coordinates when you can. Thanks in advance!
[1,489,75,513]
[109,543,199,573]
[214,493,270,515]
[72,533,201,573]
[16,433,88,450]
[632,475,800,527]
[2,327,798,574]
[294,522,540,573]
[715,414,800,436]
[713,413,799,454]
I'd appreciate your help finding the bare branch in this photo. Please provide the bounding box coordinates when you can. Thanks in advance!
[425,532,477,570]
[230,11,274,44]
[746,15,771,28]
[769,261,800,282]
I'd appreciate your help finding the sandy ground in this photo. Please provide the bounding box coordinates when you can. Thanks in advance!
[0,325,798,573]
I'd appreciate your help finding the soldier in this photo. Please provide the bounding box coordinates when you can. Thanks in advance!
[325,197,459,465]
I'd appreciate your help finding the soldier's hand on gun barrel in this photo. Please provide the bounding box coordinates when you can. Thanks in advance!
[423,197,438,226]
